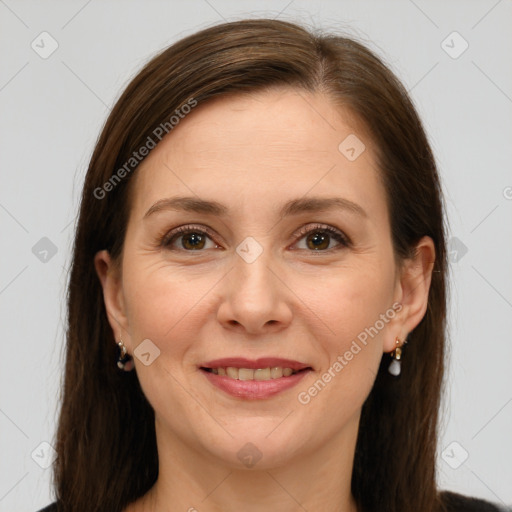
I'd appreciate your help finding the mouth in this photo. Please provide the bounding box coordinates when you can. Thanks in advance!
[200,366,310,380]
[198,357,313,399]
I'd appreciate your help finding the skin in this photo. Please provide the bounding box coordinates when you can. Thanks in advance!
[95,88,435,512]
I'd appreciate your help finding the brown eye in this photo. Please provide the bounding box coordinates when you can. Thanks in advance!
[162,226,218,251]
[293,224,349,252]
[161,223,349,253]
[305,231,330,250]
[180,232,206,250]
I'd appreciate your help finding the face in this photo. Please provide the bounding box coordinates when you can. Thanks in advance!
[97,88,427,470]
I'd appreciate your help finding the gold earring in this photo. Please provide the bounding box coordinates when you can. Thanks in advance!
[116,337,134,371]
[388,336,405,376]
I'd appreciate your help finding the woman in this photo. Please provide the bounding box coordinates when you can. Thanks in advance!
[37,19,505,512]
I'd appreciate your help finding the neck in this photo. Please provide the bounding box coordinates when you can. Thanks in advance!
[127,413,361,512]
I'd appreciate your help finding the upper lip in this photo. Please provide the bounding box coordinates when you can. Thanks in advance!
[200,357,312,371]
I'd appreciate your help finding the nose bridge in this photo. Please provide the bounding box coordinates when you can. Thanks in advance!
[232,235,277,301]
[217,235,292,332]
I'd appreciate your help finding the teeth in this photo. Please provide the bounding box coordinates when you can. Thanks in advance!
[271,367,283,379]
[238,368,254,381]
[254,368,270,380]
[207,366,302,381]
[226,367,239,379]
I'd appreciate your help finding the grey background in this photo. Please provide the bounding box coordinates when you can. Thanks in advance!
[1,1,511,510]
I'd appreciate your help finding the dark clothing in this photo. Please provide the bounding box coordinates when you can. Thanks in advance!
[37,504,58,512]
[440,490,509,511]
[37,490,509,511]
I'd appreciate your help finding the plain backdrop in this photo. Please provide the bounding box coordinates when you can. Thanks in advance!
[1,1,511,510]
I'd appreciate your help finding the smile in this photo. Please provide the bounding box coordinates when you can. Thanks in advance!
[198,357,313,399]
[201,366,306,380]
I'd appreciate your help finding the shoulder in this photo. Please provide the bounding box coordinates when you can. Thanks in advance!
[36,502,58,512]
[36,495,511,512]
[439,490,510,511]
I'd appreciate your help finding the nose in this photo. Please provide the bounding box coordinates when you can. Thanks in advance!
[216,246,293,335]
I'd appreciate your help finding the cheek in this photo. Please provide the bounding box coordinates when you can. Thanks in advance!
[120,263,215,419]
[121,261,215,354]
[313,262,394,347]
[300,261,395,407]
[293,268,392,428]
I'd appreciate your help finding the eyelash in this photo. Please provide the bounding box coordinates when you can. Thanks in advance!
[160,223,351,253]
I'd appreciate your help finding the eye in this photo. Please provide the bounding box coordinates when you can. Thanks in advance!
[161,223,350,253]
[161,225,220,251]
[292,223,350,252]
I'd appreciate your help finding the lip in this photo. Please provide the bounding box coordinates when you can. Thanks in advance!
[198,357,313,400]
[199,357,311,371]
[200,367,312,399]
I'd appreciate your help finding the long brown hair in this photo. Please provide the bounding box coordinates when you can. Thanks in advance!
[53,19,448,512]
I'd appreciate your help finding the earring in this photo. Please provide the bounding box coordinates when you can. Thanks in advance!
[388,336,406,376]
[116,337,134,371]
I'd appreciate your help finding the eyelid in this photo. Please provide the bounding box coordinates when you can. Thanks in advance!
[291,222,351,248]
[160,223,221,248]
[160,222,351,251]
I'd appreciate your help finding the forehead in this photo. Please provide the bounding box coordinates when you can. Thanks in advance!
[129,88,385,221]
[160,88,369,161]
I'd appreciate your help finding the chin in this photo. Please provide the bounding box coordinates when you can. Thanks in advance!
[197,421,310,470]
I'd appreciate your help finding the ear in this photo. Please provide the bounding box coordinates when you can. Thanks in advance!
[94,250,130,347]
[384,235,436,353]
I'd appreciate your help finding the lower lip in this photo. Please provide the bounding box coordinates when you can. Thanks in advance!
[200,368,311,399]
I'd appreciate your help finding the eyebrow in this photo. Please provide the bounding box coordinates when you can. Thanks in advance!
[143,195,368,219]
